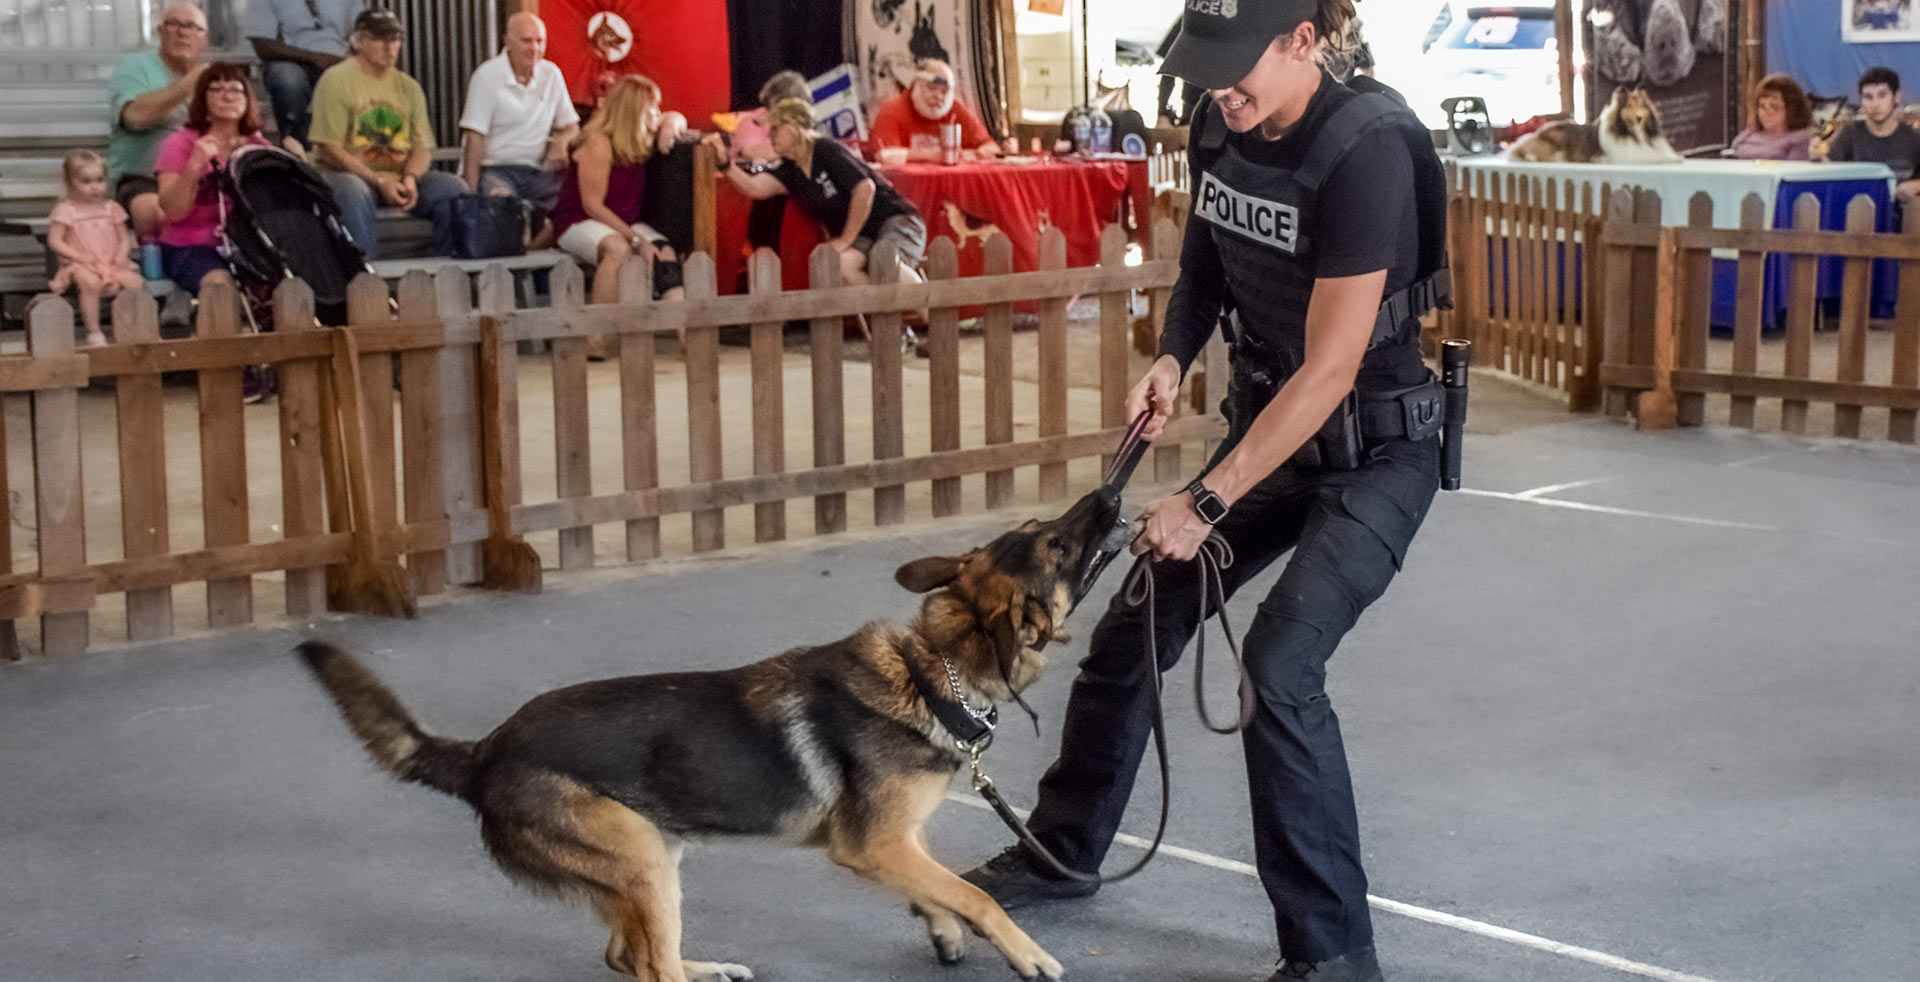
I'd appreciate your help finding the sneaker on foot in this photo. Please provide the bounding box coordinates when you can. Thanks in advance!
[83,332,108,348]
[1266,946,1382,982]
[959,844,1098,910]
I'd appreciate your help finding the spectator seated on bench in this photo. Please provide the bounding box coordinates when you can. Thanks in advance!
[45,150,144,346]
[154,63,272,298]
[108,1,212,238]
[550,75,687,305]
[310,9,462,259]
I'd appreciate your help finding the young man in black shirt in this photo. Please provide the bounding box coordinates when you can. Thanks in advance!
[1824,66,1920,207]
[961,2,1448,980]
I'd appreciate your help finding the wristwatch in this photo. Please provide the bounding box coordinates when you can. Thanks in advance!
[1186,478,1229,525]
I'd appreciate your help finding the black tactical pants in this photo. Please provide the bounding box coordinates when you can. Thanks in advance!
[1023,428,1440,962]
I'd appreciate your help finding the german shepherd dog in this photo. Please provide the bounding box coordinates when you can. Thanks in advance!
[299,490,1121,982]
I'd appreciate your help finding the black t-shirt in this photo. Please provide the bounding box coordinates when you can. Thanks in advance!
[772,138,918,241]
[1827,119,1920,180]
[1161,74,1423,387]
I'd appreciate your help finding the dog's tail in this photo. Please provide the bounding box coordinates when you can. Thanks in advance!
[297,641,477,801]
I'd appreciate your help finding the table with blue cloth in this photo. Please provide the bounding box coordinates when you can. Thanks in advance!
[1458,157,1897,329]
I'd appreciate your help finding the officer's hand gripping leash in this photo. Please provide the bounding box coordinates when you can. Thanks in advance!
[968,411,1248,887]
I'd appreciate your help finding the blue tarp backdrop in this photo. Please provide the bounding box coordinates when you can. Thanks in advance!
[1769,0,1920,99]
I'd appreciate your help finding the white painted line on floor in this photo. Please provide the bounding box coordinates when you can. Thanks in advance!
[1454,488,1778,532]
[1513,478,1612,499]
[1455,487,1914,548]
[946,792,1729,982]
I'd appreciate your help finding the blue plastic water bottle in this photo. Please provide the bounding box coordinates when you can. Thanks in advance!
[139,242,162,280]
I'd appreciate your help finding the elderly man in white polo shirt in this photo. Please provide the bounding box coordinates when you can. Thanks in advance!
[458,12,580,224]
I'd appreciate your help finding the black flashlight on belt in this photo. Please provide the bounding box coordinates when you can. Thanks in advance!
[1440,339,1470,491]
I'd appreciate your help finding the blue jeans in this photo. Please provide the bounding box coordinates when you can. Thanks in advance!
[478,163,563,213]
[260,60,323,146]
[322,168,464,260]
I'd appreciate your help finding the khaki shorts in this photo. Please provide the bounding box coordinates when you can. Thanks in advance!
[852,213,927,268]
[556,219,668,265]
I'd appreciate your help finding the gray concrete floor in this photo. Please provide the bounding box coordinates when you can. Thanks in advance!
[4,398,1918,982]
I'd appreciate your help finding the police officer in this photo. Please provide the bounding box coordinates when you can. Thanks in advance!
[961,2,1451,981]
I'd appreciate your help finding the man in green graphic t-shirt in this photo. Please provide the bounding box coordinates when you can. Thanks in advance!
[308,8,461,258]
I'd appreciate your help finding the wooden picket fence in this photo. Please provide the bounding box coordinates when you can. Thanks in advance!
[1442,167,1611,410]
[1598,189,1920,442]
[0,220,1227,659]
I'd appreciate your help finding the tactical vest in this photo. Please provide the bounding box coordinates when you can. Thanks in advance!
[1191,76,1452,376]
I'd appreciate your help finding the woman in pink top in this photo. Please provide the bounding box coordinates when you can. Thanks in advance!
[1731,75,1814,161]
[47,149,144,347]
[154,62,270,296]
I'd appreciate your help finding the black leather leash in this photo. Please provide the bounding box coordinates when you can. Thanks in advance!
[910,411,1255,886]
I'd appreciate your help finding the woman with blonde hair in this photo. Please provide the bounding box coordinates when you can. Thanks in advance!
[1732,74,1814,160]
[703,98,925,290]
[550,73,687,304]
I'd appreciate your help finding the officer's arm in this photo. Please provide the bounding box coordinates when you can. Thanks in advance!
[1201,270,1385,506]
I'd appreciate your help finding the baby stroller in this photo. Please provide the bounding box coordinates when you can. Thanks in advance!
[217,144,375,329]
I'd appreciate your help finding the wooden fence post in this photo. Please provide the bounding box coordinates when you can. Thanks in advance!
[326,323,415,618]
[748,248,789,540]
[1571,182,1602,412]
[1833,195,1874,439]
[981,234,1015,509]
[274,279,329,618]
[924,238,963,518]
[112,289,170,640]
[347,274,400,549]
[1728,194,1768,430]
[477,262,541,591]
[396,270,447,594]
[434,267,481,584]
[26,296,88,654]
[617,255,660,561]
[1677,192,1713,426]
[196,282,252,627]
[1635,226,1680,430]
[1150,218,1185,485]
[1600,188,1639,416]
[867,244,907,526]
[1781,194,1819,434]
[1036,225,1069,501]
[1892,209,1920,445]
[1097,224,1130,473]
[684,251,726,550]
[547,260,594,569]
[808,244,848,533]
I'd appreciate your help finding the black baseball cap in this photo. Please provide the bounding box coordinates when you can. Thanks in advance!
[1160,0,1317,90]
[353,9,404,39]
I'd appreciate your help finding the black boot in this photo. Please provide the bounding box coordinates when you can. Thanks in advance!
[959,844,1099,910]
[1266,946,1383,982]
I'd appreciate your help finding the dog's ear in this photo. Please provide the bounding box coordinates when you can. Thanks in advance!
[896,555,964,593]
[987,587,1034,670]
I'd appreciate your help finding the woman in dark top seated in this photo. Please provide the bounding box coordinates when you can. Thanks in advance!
[705,98,927,289]
[551,74,686,304]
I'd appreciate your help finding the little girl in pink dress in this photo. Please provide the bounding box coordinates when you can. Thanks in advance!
[47,149,144,347]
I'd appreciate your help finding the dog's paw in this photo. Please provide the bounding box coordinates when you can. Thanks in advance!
[683,959,754,982]
[910,901,967,964]
[1003,941,1064,981]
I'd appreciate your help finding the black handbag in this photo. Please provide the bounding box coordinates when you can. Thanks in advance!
[438,193,527,259]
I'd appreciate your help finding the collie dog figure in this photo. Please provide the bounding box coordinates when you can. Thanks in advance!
[1506,87,1683,164]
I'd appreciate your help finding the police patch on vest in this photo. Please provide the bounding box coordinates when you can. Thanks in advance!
[1197,172,1300,254]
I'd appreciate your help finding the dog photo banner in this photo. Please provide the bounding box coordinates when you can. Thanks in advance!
[1586,0,1732,153]
[1843,0,1920,42]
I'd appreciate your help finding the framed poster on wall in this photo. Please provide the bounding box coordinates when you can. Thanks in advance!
[1843,0,1920,42]
[1585,0,1732,153]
